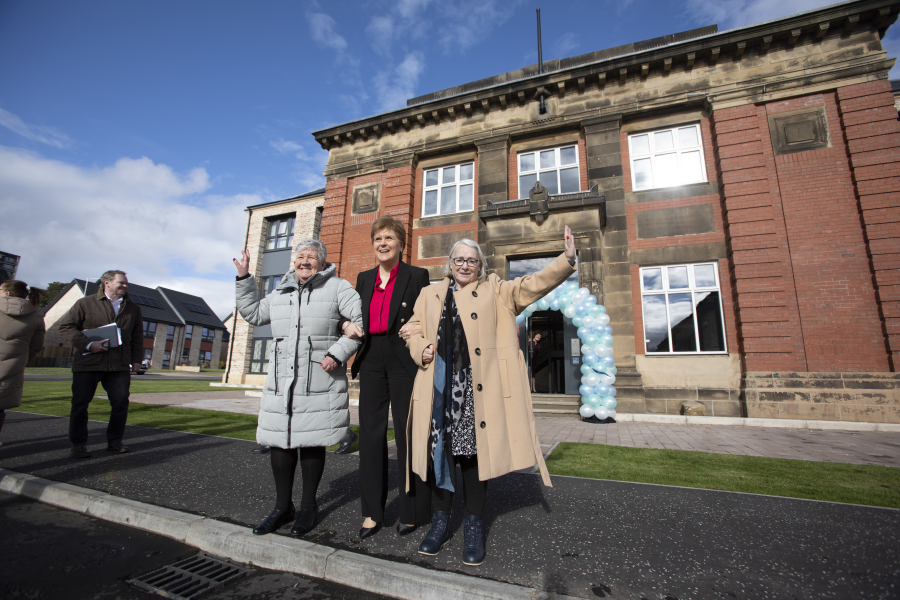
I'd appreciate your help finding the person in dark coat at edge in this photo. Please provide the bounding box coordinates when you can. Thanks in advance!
[58,270,143,458]
[340,215,432,539]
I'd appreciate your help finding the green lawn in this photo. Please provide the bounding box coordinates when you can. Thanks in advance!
[14,380,391,452]
[544,442,900,509]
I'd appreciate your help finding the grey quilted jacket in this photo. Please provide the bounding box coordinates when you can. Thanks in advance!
[235,263,362,449]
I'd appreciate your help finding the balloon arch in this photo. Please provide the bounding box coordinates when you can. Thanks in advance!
[516,281,618,420]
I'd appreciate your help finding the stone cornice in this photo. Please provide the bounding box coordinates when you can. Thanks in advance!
[312,0,899,150]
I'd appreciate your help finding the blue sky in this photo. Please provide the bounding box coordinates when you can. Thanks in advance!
[1,0,897,317]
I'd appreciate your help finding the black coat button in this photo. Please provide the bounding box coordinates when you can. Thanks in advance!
[477,384,482,391]
[472,291,478,297]
[471,312,477,320]
[480,421,486,429]
[475,348,481,356]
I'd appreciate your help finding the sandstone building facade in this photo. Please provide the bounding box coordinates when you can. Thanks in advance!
[303,0,900,423]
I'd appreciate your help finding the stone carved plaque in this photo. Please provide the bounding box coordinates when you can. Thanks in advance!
[352,182,381,215]
[767,107,830,156]
[528,180,550,225]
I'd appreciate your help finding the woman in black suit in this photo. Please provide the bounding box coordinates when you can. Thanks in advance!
[342,215,431,538]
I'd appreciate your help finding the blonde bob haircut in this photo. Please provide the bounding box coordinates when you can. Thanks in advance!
[443,238,487,283]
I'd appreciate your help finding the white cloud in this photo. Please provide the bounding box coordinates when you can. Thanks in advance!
[367,15,396,57]
[553,33,580,59]
[437,0,523,54]
[373,52,426,111]
[269,137,320,163]
[0,146,257,318]
[307,12,348,52]
[684,0,835,30]
[0,106,74,149]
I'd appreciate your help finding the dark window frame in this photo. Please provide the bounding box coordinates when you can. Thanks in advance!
[265,214,296,252]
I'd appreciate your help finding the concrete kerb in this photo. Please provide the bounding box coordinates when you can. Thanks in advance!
[616,413,900,432]
[0,469,579,600]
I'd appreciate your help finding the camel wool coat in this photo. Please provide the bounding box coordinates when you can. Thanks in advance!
[405,253,575,489]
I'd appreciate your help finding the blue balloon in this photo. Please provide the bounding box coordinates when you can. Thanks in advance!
[580,364,594,375]
[586,394,602,408]
[580,394,592,406]
[587,305,604,318]
[558,295,572,309]
[600,355,615,367]
[583,353,599,365]
[585,334,600,347]
[572,315,584,327]
[607,385,617,397]
[515,314,525,324]
[577,326,590,339]
[599,334,614,346]
[595,383,610,396]
[595,304,607,314]
[575,304,588,316]
[592,363,609,374]
[549,299,561,311]
[591,324,606,336]
[537,298,551,310]
[579,384,595,396]
[608,366,617,375]
[603,397,617,410]
[582,295,597,306]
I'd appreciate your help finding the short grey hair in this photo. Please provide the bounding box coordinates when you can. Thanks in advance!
[295,239,327,263]
[443,238,487,283]
[100,270,127,286]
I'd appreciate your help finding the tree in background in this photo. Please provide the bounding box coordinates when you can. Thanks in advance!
[40,281,68,308]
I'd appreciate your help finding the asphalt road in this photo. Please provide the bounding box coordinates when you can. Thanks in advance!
[2,411,899,599]
[1,491,391,600]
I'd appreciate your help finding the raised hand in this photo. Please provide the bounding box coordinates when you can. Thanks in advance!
[564,225,576,262]
[233,249,251,277]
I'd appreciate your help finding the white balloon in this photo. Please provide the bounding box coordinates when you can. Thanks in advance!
[607,408,617,420]
[594,406,609,420]
[579,404,595,419]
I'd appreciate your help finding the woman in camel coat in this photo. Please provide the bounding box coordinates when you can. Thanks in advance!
[404,227,577,565]
[0,280,46,442]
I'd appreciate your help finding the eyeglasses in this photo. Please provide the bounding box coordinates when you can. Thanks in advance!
[451,258,480,267]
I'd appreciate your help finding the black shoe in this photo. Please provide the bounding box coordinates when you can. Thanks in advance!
[70,445,91,459]
[359,521,382,540]
[252,505,295,535]
[107,441,130,454]
[334,430,358,454]
[462,514,485,566]
[252,445,271,454]
[290,507,319,535]
[418,510,451,555]
[396,522,417,536]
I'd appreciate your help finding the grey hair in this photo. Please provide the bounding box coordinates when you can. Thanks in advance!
[100,270,127,286]
[443,238,487,283]
[295,239,327,263]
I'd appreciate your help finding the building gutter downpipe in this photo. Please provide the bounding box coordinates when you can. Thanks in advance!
[225,208,252,383]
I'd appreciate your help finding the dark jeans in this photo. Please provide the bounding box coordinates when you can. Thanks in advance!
[430,455,487,517]
[358,334,430,524]
[69,371,131,446]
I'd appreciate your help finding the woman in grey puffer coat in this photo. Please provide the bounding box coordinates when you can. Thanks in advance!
[0,280,46,445]
[234,239,362,536]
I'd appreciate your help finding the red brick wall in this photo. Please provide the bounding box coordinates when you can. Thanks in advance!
[837,80,900,371]
[712,104,810,371]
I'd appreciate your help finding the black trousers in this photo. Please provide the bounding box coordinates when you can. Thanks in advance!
[429,455,487,517]
[358,335,430,524]
[69,371,131,446]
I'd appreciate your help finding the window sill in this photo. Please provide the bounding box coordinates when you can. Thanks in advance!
[420,209,475,220]
[632,180,709,194]
[644,351,728,356]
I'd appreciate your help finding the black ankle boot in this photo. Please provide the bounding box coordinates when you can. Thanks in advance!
[462,514,485,565]
[290,507,319,535]
[252,504,295,535]
[418,510,451,555]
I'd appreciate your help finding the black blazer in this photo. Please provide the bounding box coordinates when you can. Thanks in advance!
[351,261,431,380]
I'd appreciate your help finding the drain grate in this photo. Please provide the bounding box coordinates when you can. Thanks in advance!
[127,552,253,599]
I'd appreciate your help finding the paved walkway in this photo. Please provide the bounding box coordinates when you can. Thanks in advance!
[106,391,900,468]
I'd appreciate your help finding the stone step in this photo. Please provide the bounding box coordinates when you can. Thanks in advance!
[533,407,581,419]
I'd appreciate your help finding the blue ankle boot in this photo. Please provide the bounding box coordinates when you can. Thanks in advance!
[418,510,451,555]
[462,514,485,565]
